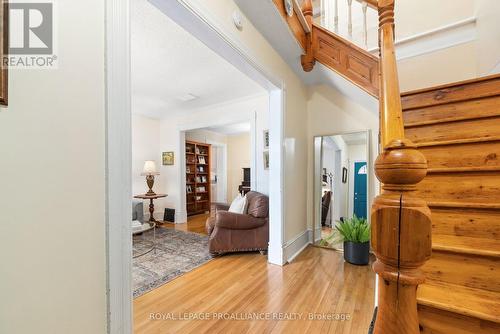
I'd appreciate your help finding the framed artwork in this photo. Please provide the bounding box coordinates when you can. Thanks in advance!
[0,1,8,106]
[263,130,269,149]
[342,167,348,183]
[162,151,174,165]
[263,151,270,170]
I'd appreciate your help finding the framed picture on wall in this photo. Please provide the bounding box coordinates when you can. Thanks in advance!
[263,151,270,170]
[263,130,269,149]
[0,2,8,106]
[342,167,348,183]
[162,151,174,165]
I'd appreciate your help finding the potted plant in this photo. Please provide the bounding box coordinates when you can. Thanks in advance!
[335,215,370,265]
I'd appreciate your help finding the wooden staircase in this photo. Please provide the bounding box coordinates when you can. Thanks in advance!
[401,75,500,333]
[270,0,500,332]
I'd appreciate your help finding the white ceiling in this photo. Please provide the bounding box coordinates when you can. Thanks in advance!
[131,0,265,119]
[205,122,251,136]
[339,132,367,145]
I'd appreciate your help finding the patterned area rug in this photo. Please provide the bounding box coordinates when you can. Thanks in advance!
[133,227,211,298]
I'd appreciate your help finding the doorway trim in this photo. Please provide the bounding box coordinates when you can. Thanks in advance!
[105,0,286,333]
[106,0,132,333]
[206,140,228,204]
[311,129,372,249]
[177,111,257,222]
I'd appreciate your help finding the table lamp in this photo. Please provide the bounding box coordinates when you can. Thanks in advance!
[141,160,160,196]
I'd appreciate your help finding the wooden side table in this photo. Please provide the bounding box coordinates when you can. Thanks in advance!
[133,193,167,258]
[133,193,167,222]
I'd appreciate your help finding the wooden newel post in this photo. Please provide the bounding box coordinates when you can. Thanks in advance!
[371,139,431,334]
[301,0,315,72]
[372,1,432,333]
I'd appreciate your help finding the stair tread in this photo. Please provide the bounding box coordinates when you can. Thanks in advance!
[433,235,500,258]
[415,136,500,148]
[427,201,500,210]
[427,166,500,173]
[418,282,500,323]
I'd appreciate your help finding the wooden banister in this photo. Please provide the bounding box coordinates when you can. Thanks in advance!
[378,0,404,147]
[371,1,432,333]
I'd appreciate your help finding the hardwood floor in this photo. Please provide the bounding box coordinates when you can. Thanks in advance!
[134,246,375,334]
[160,213,209,235]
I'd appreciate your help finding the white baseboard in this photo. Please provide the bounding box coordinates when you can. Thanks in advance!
[175,210,187,224]
[283,229,311,263]
[310,227,322,243]
[140,210,185,223]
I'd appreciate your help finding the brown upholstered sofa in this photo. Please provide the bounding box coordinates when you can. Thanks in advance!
[205,191,269,256]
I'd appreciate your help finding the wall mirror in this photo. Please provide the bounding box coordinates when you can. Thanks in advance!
[313,130,371,250]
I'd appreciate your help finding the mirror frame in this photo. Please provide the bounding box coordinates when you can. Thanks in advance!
[312,129,372,251]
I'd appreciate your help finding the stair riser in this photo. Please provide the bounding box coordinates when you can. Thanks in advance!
[423,252,500,293]
[430,208,500,240]
[406,116,500,144]
[416,172,500,204]
[401,76,500,110]
[403,95,500,126]
[418,305,500,334]
[419,141,500,170]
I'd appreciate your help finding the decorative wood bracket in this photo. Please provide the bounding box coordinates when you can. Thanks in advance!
[300,0,315,72]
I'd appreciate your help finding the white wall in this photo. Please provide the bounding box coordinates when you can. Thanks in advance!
[0,1,107,333]
[398,41,478,92]
[132,115,168,219]
[227,133,251,201]
[321,137,336,178]
[395,0,475,40]
[475,0,500,75]
[307,85,379,232]
[186,129,227,144]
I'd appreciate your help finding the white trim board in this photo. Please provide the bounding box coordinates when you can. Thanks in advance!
[205,140,228,204]
[490,60,500,75]
[149,0,286,266]
[105,0,132,333]
[369,17,477,61]
[284,229,311,263]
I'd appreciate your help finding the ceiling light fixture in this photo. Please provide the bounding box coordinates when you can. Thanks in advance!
[176,93,198,102]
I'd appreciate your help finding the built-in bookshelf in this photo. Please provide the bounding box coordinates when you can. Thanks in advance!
[185,140,211,216]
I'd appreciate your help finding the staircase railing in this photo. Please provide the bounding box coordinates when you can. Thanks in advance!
[317,0,378,48]
[370,0,432,333]
[294,3,432,328]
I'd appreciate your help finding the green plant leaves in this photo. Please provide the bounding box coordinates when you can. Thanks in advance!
[334,215,370,243]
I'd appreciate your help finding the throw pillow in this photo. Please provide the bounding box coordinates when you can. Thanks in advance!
[228,193,247,214]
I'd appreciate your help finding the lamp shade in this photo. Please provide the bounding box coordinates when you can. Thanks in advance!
[141,160,159,175]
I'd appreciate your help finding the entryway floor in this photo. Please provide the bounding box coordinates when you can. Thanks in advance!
[133,246,375,333]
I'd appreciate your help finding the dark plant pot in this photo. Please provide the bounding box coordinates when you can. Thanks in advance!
[343,241,370,265]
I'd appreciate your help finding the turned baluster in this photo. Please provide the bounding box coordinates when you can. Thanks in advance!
[347,0,353,36]
[371,1,432,333]
[334,0,339,30]
[362,1,368,46]
[301,0,316,72]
